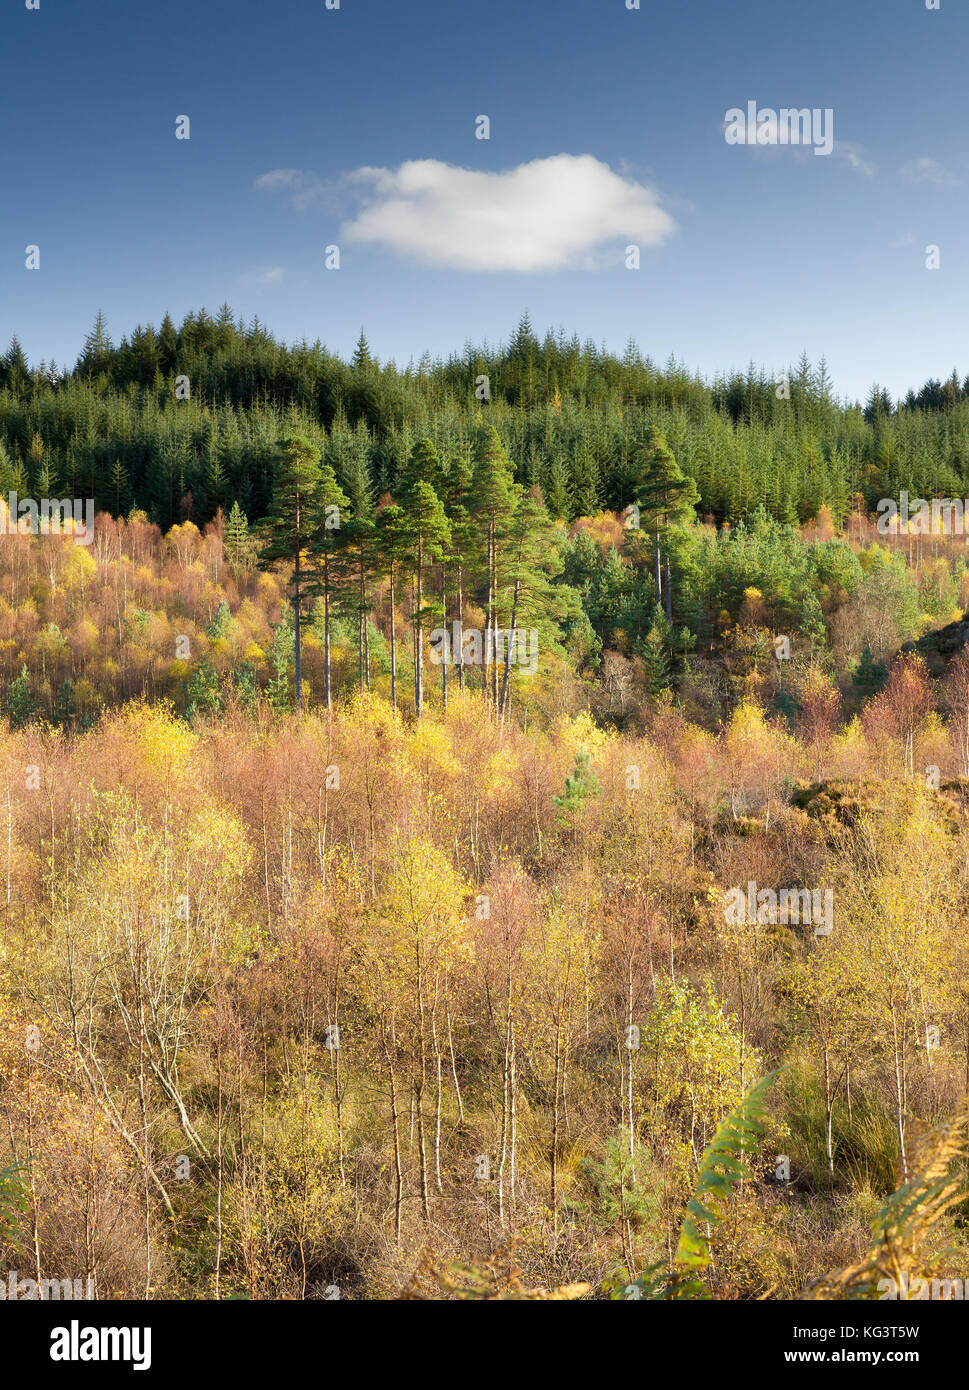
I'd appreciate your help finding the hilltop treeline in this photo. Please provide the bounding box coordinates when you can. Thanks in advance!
[3,307,969,532]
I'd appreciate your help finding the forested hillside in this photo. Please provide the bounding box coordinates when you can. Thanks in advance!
[4,312,969,1302]
[3,308,969,532]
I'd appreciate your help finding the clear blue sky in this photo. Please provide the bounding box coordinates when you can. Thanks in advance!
[2,0,966,402]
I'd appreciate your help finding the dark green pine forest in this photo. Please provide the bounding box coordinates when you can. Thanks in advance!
[2,306,968,533]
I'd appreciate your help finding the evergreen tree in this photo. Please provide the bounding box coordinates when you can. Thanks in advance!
[497,488,570,721]
[78,312,113,378]
[3,666,35,729]
[633,427,699,624]
[53,678,77,729]
[231,661,260,717]
[158,312,178,376]
[109,459,130,515]
[258,436,322,712]
[553,747,600,820]
[376,501,407,710]
[852,645,887,698]
[544,455,570,520]
[439,447,475,698]
[640,605,673,696]
[309,464,350,711]
[207,600,233,643]
[224,501,253,574]
[399,439,450,716]
[352,329,373,372]
[0,337,29,394]
[184,659,223,722]
[570,452,601,519]
[470,426,518,704]
[267,610,295,712]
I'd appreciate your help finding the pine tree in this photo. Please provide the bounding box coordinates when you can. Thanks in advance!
[0,440,17,498]
[853,645,887,698]
[3,666,34,729]
[207,600,232,643]
[640,605,673,696]
[570,452,601,520]
[470,426,518,704]
[0,338,29,394]
[341,420,374,519]
[553,747,600,819]
[158,312,178,376]
[309,464,350,711]
[109,459,129,515]
[78,312,113,378]
[339,514,380,695]
[439,447,475,698]
[352,329,373,372]
[184,659,223,722]
[544,455,570,520]
[224,501,253,574]
[400,439,450,716]
[497,488,568,722]
[376,502,407,710]
[267,609,295,712]
[258,437,322,712]
[633,427,699,623]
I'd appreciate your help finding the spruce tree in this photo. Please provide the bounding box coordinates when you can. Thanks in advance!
[570,453,601,520]
[224,501,252,574]
[633,427,699,624]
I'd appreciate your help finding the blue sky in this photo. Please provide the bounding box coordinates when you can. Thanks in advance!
[2,0,966,401]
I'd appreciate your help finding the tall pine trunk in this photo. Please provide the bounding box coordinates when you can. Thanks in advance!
[499,576,521,727]
[323,577,332,712]
[293,542,303,711]
[456,562,465,693]
[441,564,448,711]
[414,536,424,715]
[389,561,397,711]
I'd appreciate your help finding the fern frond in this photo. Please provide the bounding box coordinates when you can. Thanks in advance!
[675,1070,778,1274]
[616,1070,780,1300]
[804,1104,969,1300]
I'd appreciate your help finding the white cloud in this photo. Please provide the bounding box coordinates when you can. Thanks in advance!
[254,168,330,211]
[834,141,877,176]
[255,155,675,271]
[900,156,959,186]
[341,155,675,270]
[241,266,287,285]
[254,169,302,191]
